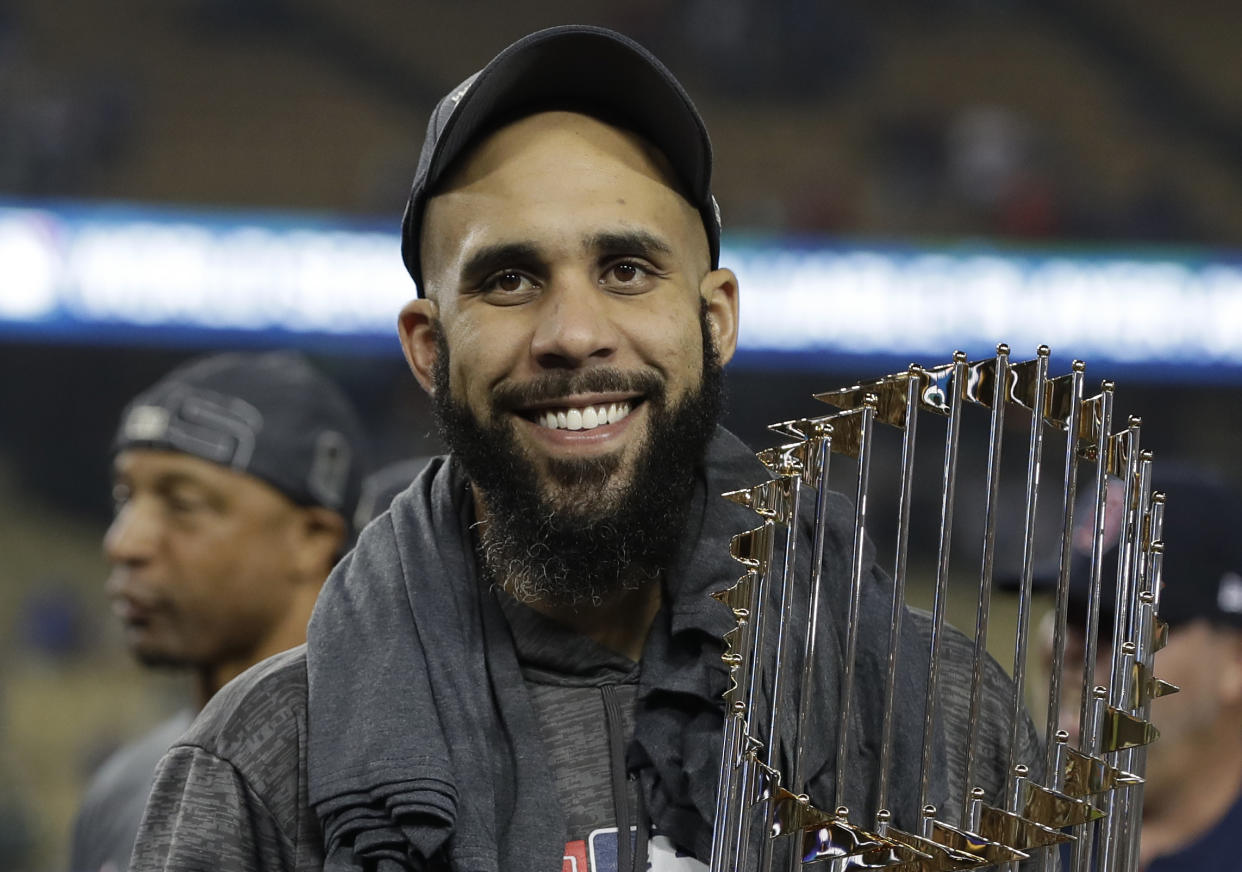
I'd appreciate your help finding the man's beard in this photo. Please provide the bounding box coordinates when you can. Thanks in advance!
[430,308,725,607]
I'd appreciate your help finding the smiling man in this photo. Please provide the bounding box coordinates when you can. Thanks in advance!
[131,26,1032,872]
[70,351,367,872]
[402,109,735,648]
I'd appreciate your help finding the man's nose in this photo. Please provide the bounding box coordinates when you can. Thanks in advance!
[103,499,159,566]
[529,280,620,369]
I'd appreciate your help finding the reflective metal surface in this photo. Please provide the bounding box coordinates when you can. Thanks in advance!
[708,347,1173,872]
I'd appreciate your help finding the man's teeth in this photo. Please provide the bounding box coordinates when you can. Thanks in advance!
[538,402,632,431]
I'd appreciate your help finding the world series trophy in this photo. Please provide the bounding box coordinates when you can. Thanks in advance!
[710,345,1175,872]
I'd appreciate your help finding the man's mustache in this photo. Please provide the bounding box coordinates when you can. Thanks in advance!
[491,369,665,410]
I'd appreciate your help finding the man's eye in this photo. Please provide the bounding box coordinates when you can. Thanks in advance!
[167,498,197,514]
[482,271,534,295]
[611,263,642,282]
[111,483,131,509]
[163,491,210,515]
[602,260,658,293]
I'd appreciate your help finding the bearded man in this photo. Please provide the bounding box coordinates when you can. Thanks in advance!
[131,26,1034,872]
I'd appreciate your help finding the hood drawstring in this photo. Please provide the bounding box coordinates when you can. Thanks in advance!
[603,684,650,871]
[635,780,651,870]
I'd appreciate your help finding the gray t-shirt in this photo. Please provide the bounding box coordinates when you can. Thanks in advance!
[500,592,714,872]
[70,710,194,872]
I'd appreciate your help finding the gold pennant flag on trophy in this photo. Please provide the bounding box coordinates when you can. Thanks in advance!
[884,827,987,872]
[723,477,797,524]
[711,571,757,617]
[767,789,928,870]
[1060,745,1142,798]
[756,441,815,476]
[815,370,935,427]
[729,522,775,572]
[1099,706,1160,753]
[928,820,1029,866]
[1023,781,1105,828]
[976,804,1072,851]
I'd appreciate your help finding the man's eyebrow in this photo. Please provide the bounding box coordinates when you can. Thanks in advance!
[459,242,544,284]
[156,471,229,509]
[586,230,674,259]
[156,471,210,491]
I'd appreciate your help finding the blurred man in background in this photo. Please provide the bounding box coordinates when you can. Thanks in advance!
[69,350,368,872]
[1048,468,1242,871]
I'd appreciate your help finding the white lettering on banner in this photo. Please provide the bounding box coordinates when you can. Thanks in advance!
[5,201,1242,370]
[0,213,58,318]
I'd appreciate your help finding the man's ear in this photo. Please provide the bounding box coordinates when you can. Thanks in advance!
[700,268,740,365]
[292,506,348,581]
[398,297,440,395]
[1216,629,1242,705]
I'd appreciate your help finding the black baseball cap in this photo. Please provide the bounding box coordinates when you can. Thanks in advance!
[113,351,370,535]
[1062,467,1242,634]
[399,24,721,297]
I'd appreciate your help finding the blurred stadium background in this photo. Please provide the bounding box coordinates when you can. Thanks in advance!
[3,1,1242,868]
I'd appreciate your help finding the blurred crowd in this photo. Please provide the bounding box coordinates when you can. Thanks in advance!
[0,0,1231,244]
[0,8,135,197]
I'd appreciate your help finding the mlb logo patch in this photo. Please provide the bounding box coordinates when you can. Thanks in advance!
[588,828,625,872]
[565,828,705,871]
[563,839,588,872]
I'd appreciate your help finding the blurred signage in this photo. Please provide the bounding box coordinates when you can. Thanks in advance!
[2,199,1240,377]
[0,200,412,352]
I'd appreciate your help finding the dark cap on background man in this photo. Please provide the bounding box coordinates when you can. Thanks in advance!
[113,351,369,534]
[399,24,722,297]
[1063,467,1242,633]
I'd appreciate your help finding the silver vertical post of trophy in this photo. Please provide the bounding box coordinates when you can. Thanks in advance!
[918,351,968,822]
[1070,381,1116,872]
[961,345,1011,827]
[875,367,923,831]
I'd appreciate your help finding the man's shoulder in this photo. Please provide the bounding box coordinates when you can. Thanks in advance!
[85,710,195,800]
[178,645,308,776]
[72,710,197,871]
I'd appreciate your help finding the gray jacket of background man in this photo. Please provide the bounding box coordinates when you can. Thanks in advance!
[69,710,193,872]
[129,427,1039,872]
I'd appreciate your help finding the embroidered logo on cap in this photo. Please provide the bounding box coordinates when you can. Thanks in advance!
[123,405,171,441]
[448,71,480,108]
[123,386,262,470]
